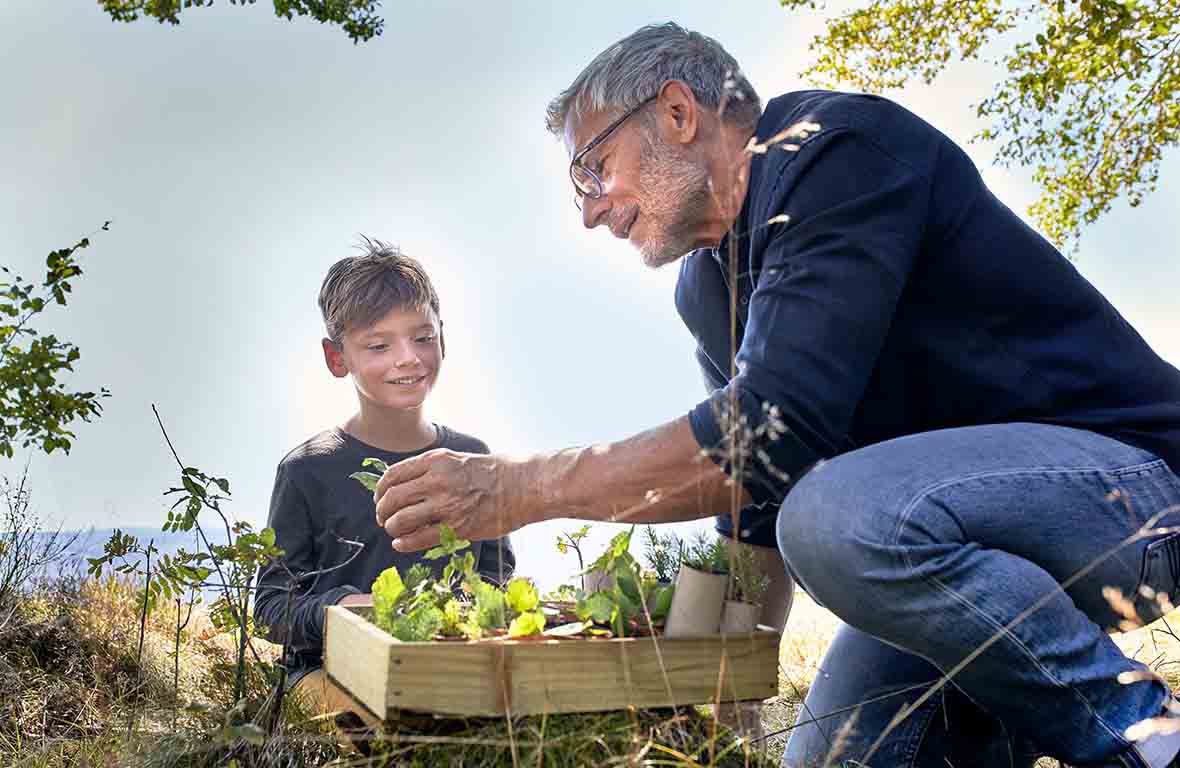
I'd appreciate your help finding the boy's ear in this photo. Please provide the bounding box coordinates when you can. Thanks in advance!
[322,338,349,378]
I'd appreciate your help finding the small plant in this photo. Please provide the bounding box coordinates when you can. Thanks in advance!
[352,464,676,642]
[352,463,549,641]
[641,525,681,584]
[575,528,673,638]
[729,543,770,605]
[555,524,591,590]
[682,531,729,575]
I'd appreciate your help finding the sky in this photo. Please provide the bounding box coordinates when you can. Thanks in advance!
[2,0,1177,592]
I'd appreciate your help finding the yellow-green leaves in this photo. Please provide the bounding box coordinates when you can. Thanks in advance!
[426,524,471,561]
[349,471,380,492]
[508,610,547,638]
[505,578,539,613]
[372,566,406,620]
[780,0,1179,250]
[99,0,384,44]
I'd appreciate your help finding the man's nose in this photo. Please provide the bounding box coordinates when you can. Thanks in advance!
[581,194,610,230]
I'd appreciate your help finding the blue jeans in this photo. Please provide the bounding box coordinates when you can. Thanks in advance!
[777,423,1180,768]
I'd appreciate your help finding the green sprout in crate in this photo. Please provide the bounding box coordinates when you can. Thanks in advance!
[351,460,550,642]
[641,525,682,584]
[574,527,674,638]
[351,460,678,641]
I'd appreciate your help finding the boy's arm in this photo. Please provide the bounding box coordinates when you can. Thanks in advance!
[254,463,360,648]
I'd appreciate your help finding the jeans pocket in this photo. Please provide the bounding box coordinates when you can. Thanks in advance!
[1133,532,1180,624]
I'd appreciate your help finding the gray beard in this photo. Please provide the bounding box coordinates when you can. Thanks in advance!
[637,137,713,269]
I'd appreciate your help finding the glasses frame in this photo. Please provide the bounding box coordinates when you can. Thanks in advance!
[569,94,658,209]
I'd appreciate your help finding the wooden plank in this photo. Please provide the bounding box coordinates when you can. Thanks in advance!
[383,641,504,717]
[324,606,781,718]
[322,606,394,718]
[506,632,779,715]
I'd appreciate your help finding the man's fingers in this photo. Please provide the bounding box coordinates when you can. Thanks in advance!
[391,524,442,553]
[374,474,431,526]
[374,453,432,501]
[382,499,435,540]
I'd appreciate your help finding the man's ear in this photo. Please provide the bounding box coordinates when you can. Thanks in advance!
[654,80,700,146]
[322,338,349,378]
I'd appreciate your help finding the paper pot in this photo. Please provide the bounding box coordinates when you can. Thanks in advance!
[663,565,727,638]
[582,568,616,594]
[720,600,761,634]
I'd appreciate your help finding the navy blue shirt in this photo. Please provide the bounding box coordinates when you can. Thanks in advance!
[679,91,1180,508]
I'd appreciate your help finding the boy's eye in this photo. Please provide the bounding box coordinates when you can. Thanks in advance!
[367,344,389,352]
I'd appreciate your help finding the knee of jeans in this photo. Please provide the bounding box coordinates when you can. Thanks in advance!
[777,465,882,606]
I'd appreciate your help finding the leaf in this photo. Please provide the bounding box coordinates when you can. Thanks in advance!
[388,605,443,642]
[349,471,381,493]
[361,457,390,474]
[508,610,547,637]
[543,621,588,637]
[371,566,406,621]
[576,591,615,624]
[651,585,675,620]
[504,578,539,614]
[425,523,471,560]
[472,580,507,630]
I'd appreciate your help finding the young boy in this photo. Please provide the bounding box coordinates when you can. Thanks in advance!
[254,238,515,713]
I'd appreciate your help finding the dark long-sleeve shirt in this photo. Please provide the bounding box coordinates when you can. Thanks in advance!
[253,425,515,685]
[679,90,1180,505]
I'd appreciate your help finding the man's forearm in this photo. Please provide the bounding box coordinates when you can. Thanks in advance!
[519,415,751,526]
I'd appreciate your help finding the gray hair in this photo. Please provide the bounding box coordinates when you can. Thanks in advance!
[545,23,761,139]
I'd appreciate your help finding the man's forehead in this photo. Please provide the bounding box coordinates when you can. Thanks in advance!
[562,108,619,159]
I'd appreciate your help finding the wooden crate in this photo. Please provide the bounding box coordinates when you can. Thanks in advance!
[323,605,780,719]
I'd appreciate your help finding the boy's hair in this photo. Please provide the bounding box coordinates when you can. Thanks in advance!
[318,237,441,344]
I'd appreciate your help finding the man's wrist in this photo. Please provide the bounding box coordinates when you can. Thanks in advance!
[509,454,555,528]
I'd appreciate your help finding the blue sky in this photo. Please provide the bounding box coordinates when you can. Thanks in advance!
[2,0,1177,591]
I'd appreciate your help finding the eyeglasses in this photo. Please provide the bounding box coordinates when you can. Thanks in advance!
[569,94,658,209]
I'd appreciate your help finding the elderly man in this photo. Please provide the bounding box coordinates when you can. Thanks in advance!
[373,22,1180,768]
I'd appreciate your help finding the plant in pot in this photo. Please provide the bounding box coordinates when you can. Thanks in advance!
[575,527,674,637]
[663,531,728,638]
[720,542,770,634]
[641,525,681,586]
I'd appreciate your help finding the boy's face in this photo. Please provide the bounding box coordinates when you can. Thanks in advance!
[323,304,443,412]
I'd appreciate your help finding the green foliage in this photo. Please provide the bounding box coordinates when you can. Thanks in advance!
[641,525,682,583]
[471,580,507,631]
[348,470,380,492]
[89,411,285,707]
[0,225,111,458]
[371,566,406,619]
[681,531,728,575]
[425,523,473,561]
[729,543,771,605]
[508,609,547,637]
[99,0,384,43]
[504,577,539,613]
[780,0,1180,249]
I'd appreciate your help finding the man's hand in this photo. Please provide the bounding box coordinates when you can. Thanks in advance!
[373,449,533,552]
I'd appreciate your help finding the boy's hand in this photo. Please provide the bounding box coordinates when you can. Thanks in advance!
[337,593,373,607]
[373,449,536,551]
